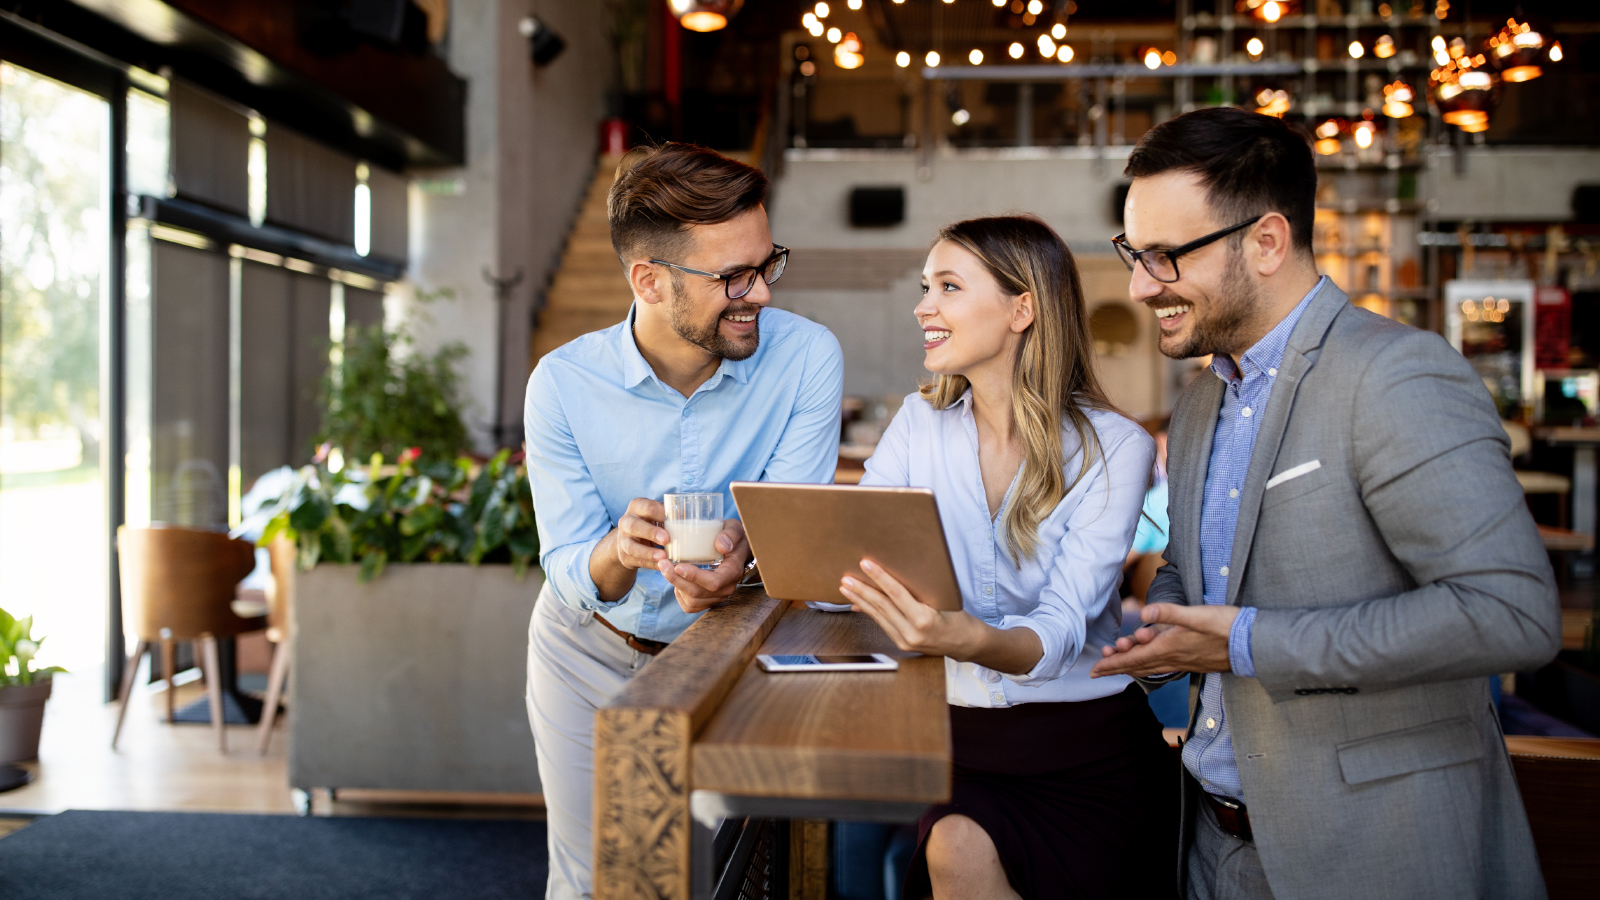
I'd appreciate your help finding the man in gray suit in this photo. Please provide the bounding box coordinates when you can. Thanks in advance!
[1092,107,1561,900]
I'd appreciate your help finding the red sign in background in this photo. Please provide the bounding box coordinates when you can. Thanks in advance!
[1536,286,1572,369]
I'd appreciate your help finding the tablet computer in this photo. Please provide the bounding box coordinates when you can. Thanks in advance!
[729,482,964,612]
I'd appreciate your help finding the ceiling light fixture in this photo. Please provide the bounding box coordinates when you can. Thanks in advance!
[1246,37,1265,59]
[896,50,911,67]
[668,0,742,33]
[1008,42,1024,59]
[1144,48,1162,69]
[969,48,984,65]
[1057,45,1074,63]
[926,50,941,67]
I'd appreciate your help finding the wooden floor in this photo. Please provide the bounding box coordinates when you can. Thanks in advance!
[0,664,543,824]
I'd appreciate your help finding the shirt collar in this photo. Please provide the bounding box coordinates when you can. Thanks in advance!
[616,303,755,391]
[1210,275,1326,385]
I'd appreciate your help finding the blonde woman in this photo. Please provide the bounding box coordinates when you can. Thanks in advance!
[840,216,1178,899]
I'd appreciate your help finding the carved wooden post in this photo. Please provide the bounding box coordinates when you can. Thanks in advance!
[592,590,789,900]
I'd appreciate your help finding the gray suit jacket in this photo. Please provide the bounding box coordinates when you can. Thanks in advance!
[1149,280,1560,900]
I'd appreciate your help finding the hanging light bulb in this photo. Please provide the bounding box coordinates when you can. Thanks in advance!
[1039,35,1057,58]
[1051,23,1066,40]
[1349,41,1365,59]
[1144,48,1162,69]
[952,108,971,126]
[1431,60,1499,132]
[1246,37,1265,59]
[896,50,911,67]
[668,0,742,32]
[1009,42,1025,59]
[1163,50,1177,66]
[1375,35,1395,59]
[835,32,864,68]
[1026,0,1044,14]
[1313,119,1343,155]
[1353,122,1375,148]
[1488,18,1551,83]
[848,0,863,9]
[993,0,1007,5]
[1381,80,1415,118]
[926,50,941,67]
[969,48,984,65]
[1262,1,1282,23]
[1057,45,1074,63]
[815,2,829,18]
[827,26,841,43]
[1549,42,1563,63]
[1254,88,1291,117]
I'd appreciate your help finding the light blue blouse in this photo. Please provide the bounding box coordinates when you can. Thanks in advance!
[862,391,1154,707]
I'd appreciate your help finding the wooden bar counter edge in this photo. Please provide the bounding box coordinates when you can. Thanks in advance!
[593,587,952,900]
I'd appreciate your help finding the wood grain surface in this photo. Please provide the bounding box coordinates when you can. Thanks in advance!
[691,607,951,803]
[593,589,789,900]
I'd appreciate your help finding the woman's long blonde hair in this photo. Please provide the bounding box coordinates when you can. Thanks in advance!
[920,215,1117,564]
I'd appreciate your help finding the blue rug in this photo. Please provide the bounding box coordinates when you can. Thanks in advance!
[0,810,547,899]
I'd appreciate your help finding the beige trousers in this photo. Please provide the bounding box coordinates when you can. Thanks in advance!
[525,589,650,900]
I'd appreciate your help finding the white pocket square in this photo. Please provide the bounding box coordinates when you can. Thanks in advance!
[1265,459,1321,490]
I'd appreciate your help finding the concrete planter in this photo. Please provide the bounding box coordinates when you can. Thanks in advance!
[289,564,543,795]
[0,679,53,763]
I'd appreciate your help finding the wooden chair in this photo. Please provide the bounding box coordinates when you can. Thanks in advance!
[1504,420,1573,527]
[112,525,262,752]
[256,537,297,754]
[1506,736,1600,900]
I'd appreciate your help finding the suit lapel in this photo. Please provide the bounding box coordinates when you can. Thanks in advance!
[1173,373,1225,606]
[1224,280,1349,606]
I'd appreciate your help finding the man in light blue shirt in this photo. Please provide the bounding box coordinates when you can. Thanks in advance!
[523,144,842,900]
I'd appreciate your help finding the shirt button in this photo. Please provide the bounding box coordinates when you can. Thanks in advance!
[1220,566,1230,577]
[1241,407,1253,418]
[1229,488,1239,499]
[983,585,994,595]
[1206,717,1217,729]
[990,693,1005,704]
[1268,367,1278,376]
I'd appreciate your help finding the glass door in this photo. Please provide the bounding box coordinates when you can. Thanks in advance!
[0,62,112,681]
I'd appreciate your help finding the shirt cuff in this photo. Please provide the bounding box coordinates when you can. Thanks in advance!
[1229,606,1259,678]
[997,618,1060,685]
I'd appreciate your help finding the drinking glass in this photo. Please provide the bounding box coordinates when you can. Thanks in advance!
[663,493,724,568]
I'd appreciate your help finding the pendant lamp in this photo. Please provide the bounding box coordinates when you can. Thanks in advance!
[668,0,744,33]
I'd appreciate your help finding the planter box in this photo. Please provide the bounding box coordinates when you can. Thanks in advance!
[290,564,543,795]
[0,679,53,763]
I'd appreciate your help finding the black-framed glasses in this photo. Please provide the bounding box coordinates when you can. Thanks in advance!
[650,245,789,300]
[1112,216,1264,284]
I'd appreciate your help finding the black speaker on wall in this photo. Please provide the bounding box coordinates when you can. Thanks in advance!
[850,186,905,228]
[1574,185,1600,225]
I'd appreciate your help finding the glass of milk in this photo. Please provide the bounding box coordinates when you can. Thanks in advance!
[663,492,724,568]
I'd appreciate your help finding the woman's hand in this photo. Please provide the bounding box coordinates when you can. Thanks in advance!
[839,559,981,659]
[839,559,1043,675]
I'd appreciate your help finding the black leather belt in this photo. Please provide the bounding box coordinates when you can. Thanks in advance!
[594,614,669,656]
[1203,792,1254,842]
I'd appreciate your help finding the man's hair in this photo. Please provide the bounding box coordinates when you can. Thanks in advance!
[607,143,769,265]
[1125,108,1316,254]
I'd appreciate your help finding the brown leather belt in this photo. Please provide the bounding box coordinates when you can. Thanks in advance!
[594,614,669,656]
[1203,792,1254,842]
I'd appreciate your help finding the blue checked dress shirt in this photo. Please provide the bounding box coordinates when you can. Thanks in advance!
[1181,277,1324,802]
[523,305,844,643]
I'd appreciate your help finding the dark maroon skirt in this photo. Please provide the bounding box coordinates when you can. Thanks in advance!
[903,684,1180,900]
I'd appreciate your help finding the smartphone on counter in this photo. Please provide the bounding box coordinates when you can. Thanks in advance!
[757,653,899,673]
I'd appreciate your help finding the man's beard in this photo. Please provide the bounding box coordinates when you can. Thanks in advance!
[1156,247,1258,360]
[668,272,761,361]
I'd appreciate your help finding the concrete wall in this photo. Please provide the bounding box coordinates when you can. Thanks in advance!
[1424,147,1600,222]
[406,0,612,452]
[767,147,1172,417]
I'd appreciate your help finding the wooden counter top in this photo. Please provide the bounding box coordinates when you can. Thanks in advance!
[693,605,950,804]
[592,590,950,900]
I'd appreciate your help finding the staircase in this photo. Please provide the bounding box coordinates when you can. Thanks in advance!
[530,155,632,364]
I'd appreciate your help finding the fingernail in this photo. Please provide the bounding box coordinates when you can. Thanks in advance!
[860,560,874,571]
[842,576,857,587]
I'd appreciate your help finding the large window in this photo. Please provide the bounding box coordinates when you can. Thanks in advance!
[0,62,112,675]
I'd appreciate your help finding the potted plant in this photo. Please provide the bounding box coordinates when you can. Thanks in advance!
[0,608,66,763]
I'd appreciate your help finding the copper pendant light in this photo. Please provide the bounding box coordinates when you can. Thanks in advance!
[667,0,744,33]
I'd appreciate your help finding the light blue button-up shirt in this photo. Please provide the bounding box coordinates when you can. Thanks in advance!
[863,391,1154,706]
[1182,277,1324,801]
[523,305,843,642]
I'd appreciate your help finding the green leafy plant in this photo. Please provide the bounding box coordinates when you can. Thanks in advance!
[0,608,66,688]
[318,322,469,464]
[258,448,539,582]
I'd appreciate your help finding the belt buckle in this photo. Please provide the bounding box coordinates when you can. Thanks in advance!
[1206,793,1253,842]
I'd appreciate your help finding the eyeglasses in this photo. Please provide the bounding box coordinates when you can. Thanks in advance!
[650,245,789,300]
[1112,216,1264,284]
